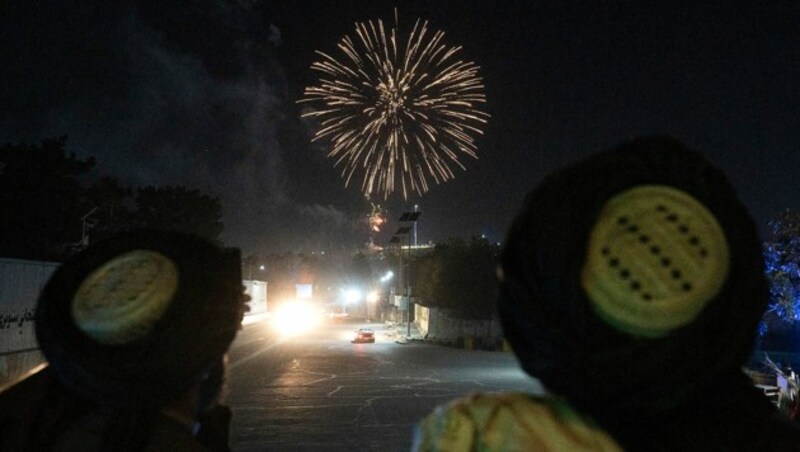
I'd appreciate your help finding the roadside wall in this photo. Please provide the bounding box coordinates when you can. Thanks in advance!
[415,304,503,344]
[384,295,415,324]
[0,258,59,389]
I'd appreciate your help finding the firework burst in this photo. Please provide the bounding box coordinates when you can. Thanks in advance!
[368,203,386,232]
[300,11,489,199]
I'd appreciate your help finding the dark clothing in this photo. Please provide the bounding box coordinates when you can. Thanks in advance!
[603,373,800,451]
[497,140,770,419]
[1,231,242,451]
[0,367,211,451]
[495,138,800,450]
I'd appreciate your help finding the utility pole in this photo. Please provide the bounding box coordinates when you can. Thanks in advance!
[407,230,412,337]
[413,204,419,247]
[398,210,422,337]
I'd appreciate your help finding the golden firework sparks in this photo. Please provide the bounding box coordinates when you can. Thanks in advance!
[368,203,386,232]
[300,11,489,199]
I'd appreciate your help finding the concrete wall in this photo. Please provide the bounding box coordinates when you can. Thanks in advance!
[415,304,503,344]
[0,258,59,389]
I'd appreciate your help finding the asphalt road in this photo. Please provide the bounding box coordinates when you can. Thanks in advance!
[227,317,543,452]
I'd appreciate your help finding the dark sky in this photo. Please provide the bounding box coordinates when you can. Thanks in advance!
[2,2,798,255]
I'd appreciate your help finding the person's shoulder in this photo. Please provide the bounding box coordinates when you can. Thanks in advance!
[413,392,623,452]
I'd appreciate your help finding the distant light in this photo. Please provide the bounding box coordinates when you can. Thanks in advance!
[380,270,394,282]
[259,265,265,270]
[344,288,362,304]
[367,291,379,303]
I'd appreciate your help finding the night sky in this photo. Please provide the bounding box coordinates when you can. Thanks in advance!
[2,2,798,255]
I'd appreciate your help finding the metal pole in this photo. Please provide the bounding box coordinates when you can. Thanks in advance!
[413,204,418,247]
[397,242,402,324]
[407,231,412,337]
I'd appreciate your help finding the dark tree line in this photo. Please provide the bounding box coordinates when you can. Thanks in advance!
[0,137,223,261]
[412,237,499,319]
[760,209,800,348]
[764,209,800,320]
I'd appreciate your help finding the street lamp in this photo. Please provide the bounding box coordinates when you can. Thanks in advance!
[244,257,265,280]
[413,204,419,246]
[396,211,422,337]
[390,230,407,331]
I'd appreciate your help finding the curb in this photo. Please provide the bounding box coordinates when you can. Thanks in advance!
[408,336,512,352]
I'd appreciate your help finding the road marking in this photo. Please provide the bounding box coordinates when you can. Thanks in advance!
[229,339,284,370]
[327,385,344,397]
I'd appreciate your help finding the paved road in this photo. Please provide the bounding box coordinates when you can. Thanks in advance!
[227,318,542,451]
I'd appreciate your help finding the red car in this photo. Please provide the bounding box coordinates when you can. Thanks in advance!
[352,328,375,343]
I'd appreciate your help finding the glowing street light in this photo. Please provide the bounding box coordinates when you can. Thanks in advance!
[344,288,362,305]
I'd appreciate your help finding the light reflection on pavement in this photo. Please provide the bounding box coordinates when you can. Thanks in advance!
[227,318,542,452]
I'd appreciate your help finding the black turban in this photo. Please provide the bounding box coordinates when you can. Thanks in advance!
[497,137,768,423]
[35,229,244,410]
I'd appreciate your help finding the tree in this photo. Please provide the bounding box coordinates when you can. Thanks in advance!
[414,237,499,319]
[132,186,224,242]
[762,209,800,333]
[0,137,226,259]
[0,136,95,260]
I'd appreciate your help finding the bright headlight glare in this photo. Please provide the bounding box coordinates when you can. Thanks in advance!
[273,303,321,336]
[344,288,362,304]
